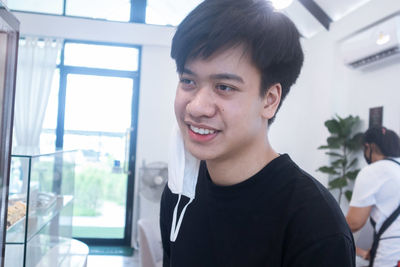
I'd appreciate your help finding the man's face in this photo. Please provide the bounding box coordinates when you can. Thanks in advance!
[174,46,270,162]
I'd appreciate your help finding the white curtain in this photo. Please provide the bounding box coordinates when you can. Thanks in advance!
[13,37,62,152]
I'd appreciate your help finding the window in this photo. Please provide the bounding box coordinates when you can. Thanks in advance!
[65,0,131,22]
[64,43,139,71]
[7,0,140,22]
[7,0,204,26]
[7,0,63,15]
[146,0,203,26]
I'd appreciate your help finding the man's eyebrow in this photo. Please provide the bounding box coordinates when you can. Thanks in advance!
[182,68,195,75]
[181,68,244,84]
[210,73,244,83]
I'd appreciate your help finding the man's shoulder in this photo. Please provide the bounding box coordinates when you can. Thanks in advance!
[274,155,334,201]
[291,166,344,220]
[277,156,352,235]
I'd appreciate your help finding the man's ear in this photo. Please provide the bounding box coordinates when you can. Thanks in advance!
[261,83,282,120]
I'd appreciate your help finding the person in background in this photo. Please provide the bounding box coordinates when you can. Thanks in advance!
[346,126,400,267]
[160,0,355,266]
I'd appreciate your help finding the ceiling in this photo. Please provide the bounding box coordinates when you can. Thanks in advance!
[283,0,373,38]
[146,0,374,38]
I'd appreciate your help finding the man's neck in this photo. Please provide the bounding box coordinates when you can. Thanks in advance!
[372,153,385,163]
[206,142,279,186]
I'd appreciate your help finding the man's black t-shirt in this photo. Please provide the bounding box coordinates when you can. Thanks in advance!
[160,154,355,267]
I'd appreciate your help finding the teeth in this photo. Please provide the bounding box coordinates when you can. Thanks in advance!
[190,125,215,135]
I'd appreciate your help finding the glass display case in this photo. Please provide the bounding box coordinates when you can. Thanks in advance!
[4,150,86,267]
[0,2,19,266]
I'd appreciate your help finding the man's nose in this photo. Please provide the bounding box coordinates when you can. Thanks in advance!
[186,87,216,118]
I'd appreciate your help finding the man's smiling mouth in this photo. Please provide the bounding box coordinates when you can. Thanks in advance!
[189,125,216,135]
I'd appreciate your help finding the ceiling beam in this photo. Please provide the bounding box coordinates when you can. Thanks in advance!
[298,0,332,30]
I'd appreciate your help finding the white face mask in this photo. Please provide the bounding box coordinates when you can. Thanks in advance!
[168,123,200,242]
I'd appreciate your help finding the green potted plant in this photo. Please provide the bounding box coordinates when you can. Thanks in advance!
[317,115,363,205]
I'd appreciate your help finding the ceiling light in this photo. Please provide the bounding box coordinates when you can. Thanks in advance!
[376,32,390,45]
[270,0,294,10]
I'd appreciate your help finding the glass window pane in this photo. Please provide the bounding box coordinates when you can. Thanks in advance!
[7,0,63,15]
[63,74,133,239]
[64,74,133,134]
[146,0,203,26]
[66,0,131,22]
[64,43,139,71]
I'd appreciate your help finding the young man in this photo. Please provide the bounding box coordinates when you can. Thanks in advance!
[346,127,400,267]
[160,0,355,266]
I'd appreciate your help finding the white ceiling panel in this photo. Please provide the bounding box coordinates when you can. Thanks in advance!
[282,0,325,38]
[314,0,372,21]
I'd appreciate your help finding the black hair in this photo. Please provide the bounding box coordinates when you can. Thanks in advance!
[171,0,304,124]
[363,127,400,157]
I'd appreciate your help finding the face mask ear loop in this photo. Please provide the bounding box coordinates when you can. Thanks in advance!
[170,194,181,242]
[170,195,194,242]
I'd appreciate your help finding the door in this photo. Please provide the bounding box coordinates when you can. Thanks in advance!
[54,41,140,245]
[63,73,135,243]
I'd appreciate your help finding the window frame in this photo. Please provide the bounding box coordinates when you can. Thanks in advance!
[8,0,147,23]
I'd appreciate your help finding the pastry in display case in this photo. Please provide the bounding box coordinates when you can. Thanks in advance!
[5,149,88,267]
[7,201,26,230]
[0,2,19,265]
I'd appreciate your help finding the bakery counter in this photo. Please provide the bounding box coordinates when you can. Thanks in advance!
[5,149,77,267]
[6,235,88,267]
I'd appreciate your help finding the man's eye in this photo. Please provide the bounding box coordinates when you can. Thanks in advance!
[216,84,235,92]
[180,78,194,85]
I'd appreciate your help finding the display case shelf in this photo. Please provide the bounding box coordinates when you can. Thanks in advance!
[6,195,74,244]
[4,150,84,267]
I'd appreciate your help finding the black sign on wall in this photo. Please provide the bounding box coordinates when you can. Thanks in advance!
[369,106,383,128]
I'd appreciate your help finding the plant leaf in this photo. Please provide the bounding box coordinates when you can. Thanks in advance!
[332,159,345,168]
[325,152,343,157]
[346,169,360,180]
[329,177,348,189]
[345,190,353,201]
[341,116,353,137]
[318,145,331,150]
[335,115,360,138]
[347,132,364,150]
[317,166,339,175]
[325,119,341,134]
[327,136,342,149]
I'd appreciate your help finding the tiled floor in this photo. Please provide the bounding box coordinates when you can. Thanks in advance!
[87,255,139,267]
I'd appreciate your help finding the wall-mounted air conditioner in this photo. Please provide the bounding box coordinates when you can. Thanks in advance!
[340,14,400,69]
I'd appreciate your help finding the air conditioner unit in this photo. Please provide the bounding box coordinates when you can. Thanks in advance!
[340,14,400,69]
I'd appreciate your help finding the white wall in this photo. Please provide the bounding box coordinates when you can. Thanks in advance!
[330,0,400,134]
[14,12,175,46]
[132,44,178,246]
[269,34,337,186]
[270,0,400,187]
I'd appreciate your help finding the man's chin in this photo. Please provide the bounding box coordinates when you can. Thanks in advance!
[186,150,208,161]
[185,146,216,161]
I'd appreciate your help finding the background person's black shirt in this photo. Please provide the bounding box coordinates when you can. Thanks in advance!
[160,154,355,267]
